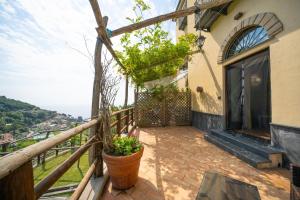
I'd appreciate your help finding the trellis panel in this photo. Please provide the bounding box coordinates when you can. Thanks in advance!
[136,91,191,127]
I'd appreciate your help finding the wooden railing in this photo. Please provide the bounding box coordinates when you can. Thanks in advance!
[0,128,72,157]
[0,107,135,200]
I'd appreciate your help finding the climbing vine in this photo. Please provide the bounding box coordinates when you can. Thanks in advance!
[116,0,197,87]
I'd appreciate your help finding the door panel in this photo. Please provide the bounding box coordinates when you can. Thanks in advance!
[243,50,270,131]
[226,62,242,129]
[226,50,271,132]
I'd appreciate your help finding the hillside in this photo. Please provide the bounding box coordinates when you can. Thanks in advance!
[0,96,57,136]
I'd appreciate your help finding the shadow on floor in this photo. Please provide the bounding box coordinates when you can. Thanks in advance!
[102,126,290,200]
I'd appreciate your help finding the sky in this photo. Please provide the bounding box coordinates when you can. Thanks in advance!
[0,0,178,118]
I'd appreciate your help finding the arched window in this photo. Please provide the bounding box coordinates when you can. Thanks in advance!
[225,26,269,59]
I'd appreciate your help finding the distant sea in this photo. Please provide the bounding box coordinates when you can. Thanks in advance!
[42,97,134,119]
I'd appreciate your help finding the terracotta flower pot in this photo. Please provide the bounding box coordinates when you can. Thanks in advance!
[102,146,144,190]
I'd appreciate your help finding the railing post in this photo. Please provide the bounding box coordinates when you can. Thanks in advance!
[37,154,41,165]
[0,161,35,200]
[95,121,103,177]
[77,132,83,168]
[135,91,139,126]
[41,131,50,169]
[116,112,121,135]
[89,16,108,166]
[2,143,8,152]
[131,108,134,126]
[55,145,59,157]
[42,152,46,170]
[126,109,130,133]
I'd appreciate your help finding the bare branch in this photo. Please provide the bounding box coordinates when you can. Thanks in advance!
[99,51,121,150]
[83,34,94,61]
[66,39,95,74]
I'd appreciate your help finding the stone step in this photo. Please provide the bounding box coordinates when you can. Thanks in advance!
[210,129,283,159]
[205,133,273,169]
[225,129,271,144]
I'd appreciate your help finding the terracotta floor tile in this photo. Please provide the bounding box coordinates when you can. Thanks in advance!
[102,127,290,200]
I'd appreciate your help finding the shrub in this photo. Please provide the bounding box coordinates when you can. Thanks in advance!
[108,136,142,156]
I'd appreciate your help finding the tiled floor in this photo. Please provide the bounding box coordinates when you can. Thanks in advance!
[102,126,290,200]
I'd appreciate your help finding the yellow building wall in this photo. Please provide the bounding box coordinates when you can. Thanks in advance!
[176,75,188,89]
[176,0,300,127]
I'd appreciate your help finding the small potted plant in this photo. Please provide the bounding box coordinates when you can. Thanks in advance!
[102,135,143,189]
[98,58,144,190]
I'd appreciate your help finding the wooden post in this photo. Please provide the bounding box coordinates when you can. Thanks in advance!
[42,153,46,170]
[135,88,139,126]
[77,132,82,168]
[89,16,108,167]
[2,143,7,152]
[116,112,122,135]
[70,137,75,154]
[79,132,82,147]
[95,122,103,176]
[130,108,134,126]
[37,154,41,165]
[55,145,59,157]
[0,161,35,200]
[124,74,129,108]
[126,109,130,133]
[42,131,50,170]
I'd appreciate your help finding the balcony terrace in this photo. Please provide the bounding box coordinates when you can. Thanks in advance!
[0,1,296,199]
[0,109,291,200]
[102,126,290,200]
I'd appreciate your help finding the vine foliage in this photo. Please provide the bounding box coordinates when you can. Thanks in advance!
[116,0,197,87]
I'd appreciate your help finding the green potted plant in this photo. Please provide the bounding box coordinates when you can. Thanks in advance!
[98,57,144,190]
[102,135,143,189]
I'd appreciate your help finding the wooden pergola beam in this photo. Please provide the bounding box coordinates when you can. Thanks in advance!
[89,0,126,70]
[89,0,104,31]
[89,0,232,70]
[111,0,232,37]
[100,34,125,70]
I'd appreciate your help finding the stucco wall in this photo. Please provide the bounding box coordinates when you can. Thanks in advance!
[143,73,187,90]
[177,0,300,127]
[176,75,188,89]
